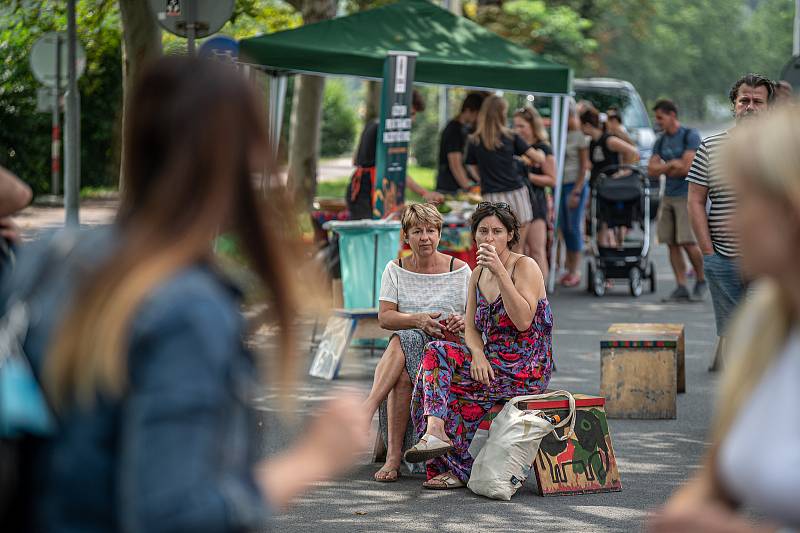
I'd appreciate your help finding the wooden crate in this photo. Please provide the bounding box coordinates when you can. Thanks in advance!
[607,323,685,393]
[600,334,677,419]
[476,394,622,496]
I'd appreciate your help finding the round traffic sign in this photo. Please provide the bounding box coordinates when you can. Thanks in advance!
[198,35,239,62]
[29,32,86,88]
[148,0,234,39]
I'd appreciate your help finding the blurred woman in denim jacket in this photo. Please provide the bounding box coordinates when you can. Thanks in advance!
[5,56,368,532]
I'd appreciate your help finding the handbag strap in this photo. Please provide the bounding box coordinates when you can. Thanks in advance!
[509,390,577,442]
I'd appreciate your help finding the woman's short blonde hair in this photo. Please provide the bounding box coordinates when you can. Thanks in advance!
[401,203,443,236]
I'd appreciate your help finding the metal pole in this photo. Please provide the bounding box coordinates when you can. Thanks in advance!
[794,0,800,57]
[548,96,570,293]
[547,95,561,292]
[438,86,448,132]
[186,0,196,56]
[52,34,61,198]
[65,0,80,226]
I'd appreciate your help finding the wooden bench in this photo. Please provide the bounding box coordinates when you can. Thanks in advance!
[600,333,677,419]
[309,308,392,380]
[607,323,685,393]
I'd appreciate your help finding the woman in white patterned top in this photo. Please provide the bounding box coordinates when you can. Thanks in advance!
[363,203,471,482]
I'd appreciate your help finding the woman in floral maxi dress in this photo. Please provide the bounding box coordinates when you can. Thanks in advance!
[406,202,554,489]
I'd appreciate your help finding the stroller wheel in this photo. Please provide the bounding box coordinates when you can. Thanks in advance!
[592,268,606,297]
[629,267,643,297]
[587,262,595,293]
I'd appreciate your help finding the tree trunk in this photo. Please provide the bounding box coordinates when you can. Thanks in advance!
[286,0,337,208]
[118,0,161,193]
[287,74,326,206]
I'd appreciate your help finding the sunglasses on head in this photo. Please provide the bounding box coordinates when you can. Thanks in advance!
[477,201,511,211]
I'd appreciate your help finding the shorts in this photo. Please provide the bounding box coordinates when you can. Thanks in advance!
[483,187,533,225]
[657,195,696,245]
[527,183,548,222]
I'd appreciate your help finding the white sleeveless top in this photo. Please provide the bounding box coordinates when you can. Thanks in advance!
[717,328,800,527]
[378,259,471,318]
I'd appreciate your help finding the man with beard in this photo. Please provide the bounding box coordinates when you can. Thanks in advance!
[686,73,775,368]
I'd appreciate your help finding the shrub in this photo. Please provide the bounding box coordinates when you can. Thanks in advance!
[320,79,357,158]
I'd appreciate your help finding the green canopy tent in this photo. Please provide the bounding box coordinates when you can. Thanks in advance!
[239,0,573,290]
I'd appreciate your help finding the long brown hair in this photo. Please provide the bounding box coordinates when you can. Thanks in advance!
[471,95,512,151]
[514,105,549,145]
[45,57,297,407]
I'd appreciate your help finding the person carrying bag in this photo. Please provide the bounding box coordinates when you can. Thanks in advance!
[468,390,576,501]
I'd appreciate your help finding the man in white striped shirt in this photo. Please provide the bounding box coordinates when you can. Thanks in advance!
[687,73,775,355]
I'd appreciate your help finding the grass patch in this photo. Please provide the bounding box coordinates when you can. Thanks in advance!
[80,186,119,200]
[316,165,435,202]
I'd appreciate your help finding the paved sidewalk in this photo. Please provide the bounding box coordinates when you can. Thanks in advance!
[13,198,118,241]
[256,245,719,533]
[13,200,719,532]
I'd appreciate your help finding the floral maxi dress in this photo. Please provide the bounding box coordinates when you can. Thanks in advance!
[410,280,554,483]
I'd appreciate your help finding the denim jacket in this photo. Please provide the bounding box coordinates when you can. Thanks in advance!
[4,228,270,532]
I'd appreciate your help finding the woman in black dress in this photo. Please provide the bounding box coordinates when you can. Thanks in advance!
[513,106,556,281]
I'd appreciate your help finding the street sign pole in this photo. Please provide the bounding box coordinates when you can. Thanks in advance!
[52,34,61,197]
[186,0,196,55]
[794,0,800,57]
[65,0,80,227]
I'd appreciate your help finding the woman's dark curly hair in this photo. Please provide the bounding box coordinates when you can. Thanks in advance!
[470,202,521,248]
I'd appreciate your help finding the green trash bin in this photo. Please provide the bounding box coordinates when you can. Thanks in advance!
[327,220,401,309]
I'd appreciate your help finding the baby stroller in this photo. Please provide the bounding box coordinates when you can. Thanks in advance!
[586,165,656,297]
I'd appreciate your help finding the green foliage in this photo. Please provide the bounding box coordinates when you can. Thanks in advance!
[596,0,794,119]
[742,0,795,80]
[471,0,597,70]
[409,86,439,169]
[320,79,357,158]
[0,0,121,196]
[317,165,435,202]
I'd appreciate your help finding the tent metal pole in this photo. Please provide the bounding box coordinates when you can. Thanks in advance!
[267,74,288,187]
[438,86,448,132]
[546,95,561,291]
[548,95,570,292]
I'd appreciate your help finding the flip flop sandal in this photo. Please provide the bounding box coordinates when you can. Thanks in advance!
[373,468,401,483]
[561,274,581,288]
[403,434,454,464]
[422,472,464,490]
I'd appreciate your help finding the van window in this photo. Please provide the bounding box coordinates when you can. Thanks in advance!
[574,88,650,130]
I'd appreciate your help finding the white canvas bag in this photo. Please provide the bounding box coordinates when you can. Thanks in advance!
[467,390,576,500]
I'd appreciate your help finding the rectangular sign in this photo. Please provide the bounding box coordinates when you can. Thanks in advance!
[373,52,417,219]
[309,315,357,380]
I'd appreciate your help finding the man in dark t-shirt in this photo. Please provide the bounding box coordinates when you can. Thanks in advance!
[435,93,485,193]
[353,120,378,168]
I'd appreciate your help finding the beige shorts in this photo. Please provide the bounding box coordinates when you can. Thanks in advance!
[657,195,696,245]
